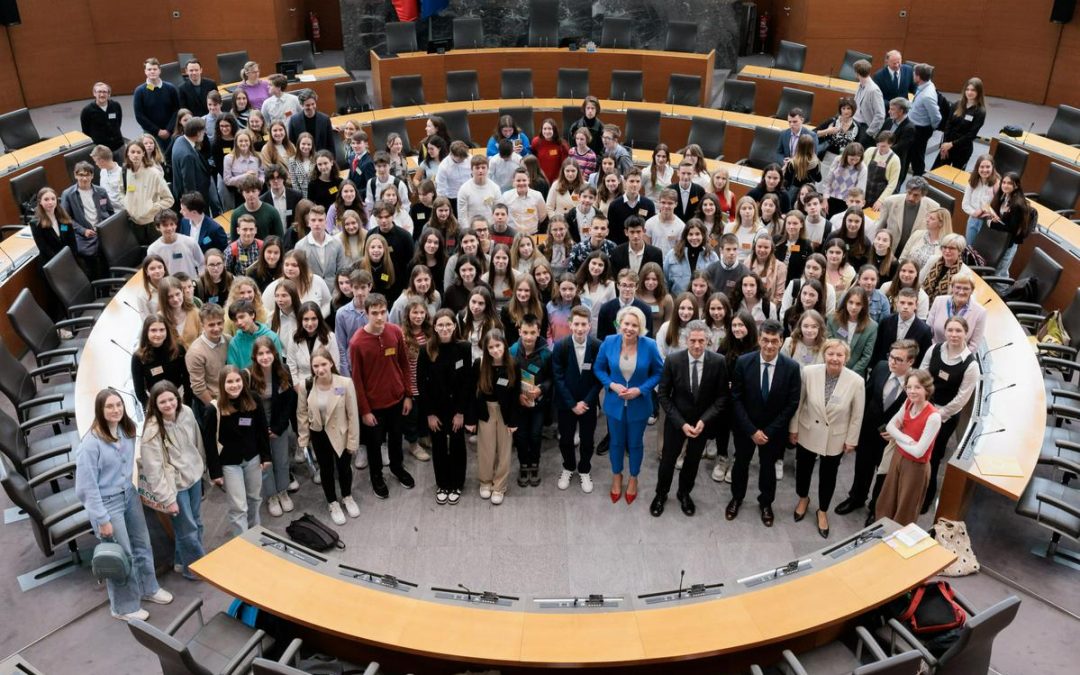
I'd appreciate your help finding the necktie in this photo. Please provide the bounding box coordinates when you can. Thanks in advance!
[691,359,699,395]
[893,70,899,90]
[884,376,901,408]
[761,362,771,401]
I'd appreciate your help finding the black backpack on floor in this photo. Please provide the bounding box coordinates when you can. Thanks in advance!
[286,513,345,552]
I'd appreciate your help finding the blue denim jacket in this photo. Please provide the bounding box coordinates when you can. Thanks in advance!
[75,431,137,528]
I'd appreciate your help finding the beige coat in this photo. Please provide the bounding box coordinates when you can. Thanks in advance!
[789,364,865,457]
[877,193,940,251]
[297,374,360,456]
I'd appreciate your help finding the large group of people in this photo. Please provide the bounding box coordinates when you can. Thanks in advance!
[64,51,1024,622]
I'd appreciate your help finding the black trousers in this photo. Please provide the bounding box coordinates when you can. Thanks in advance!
[656,418,709,498]
[429,421,466,491]
[362,400,405,483]
[311,429,353,502]
[794,445,843,511]
[557,407,597,474]
[713,417,731,458]
[731,435,782,506]
[908,124,935,177]
[923,415,961,509]
[932,142,974,171]
[846,429,888,504]
[514,406,545,466]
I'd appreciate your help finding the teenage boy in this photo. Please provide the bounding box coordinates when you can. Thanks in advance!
[91,145,124,210]
[133,58,179,142]
[600,124,634,175]
[435,140,471,213]
[260,74,302,124]
[501,168,547,236]
[225,215,262,275]
[80,82,124,152]
[510,315,552,488]
[644,188,686,258]
[230,176,284,240]
[827,187,877,234]
[669,161,705,222]
[148,209,205,278]
[567,214,617,273]
[336,269,373,377]
[347,132,375,200]
[226,300,284,368]
[185,303,231,422]
[261,164,303,227]
[363,151,409,215]
[706,233,750,297]
[802,192,829,249]
[178,59,216,117]
[611,215,663,275]
[457,154,502,225]
[606,167,656,244]
[371,200,415,278]
[295,205,347,288]
[348,294,417,499]
[551,306,602,493]
[489,203,518,247]
[202,92,223,143]
[776,108,818,165]
[597,269,653,340]
[565,185,598,241]
[178,192,228,253]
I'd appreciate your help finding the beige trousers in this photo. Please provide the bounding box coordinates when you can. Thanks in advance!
[478,402,513,494]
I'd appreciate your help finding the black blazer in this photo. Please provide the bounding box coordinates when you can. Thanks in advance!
[417,340,474,423]
[29,219,75,262]
[551,335,602,410]
[609,242,663,275]
[261,188,303,224]
[731,350,802,450]
[668,182,706,222]
[873,65,917,108]
[468,362,522,427]
[287,111,335,155]
[264,370,298,437]
[870,313,932,368]
[596,297,654,341]
[860,361,908,439]
[773,237,812,283]
[657,349,730,428]
[171,136,214,202]
[881,117,915,165]
[60,184,114,235]
[179,216,229,253]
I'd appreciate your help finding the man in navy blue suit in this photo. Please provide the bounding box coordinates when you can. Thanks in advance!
[178,192,228,253]
[171,118,221,215]
[551,306,603,494]
[775,108,819,166]
[727,319,802,527]
[597,269,654,341]
[872,50,916,114]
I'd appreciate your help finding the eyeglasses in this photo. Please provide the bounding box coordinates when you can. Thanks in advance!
[887,354,909,362]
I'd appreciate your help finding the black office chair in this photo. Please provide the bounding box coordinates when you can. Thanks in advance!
[665,21,698,53]
[63,145,96,181]
[528,0,559,47]
[561,105,581,135]
[7,288,88,371]
[775,87,815,122]
[334,80,372,115]
[1014,455,1080,569]
[453,17,484,49]
[220,93,234,114]
[718,79,757,114]
[501,69,534,99]
[332,132,348,170]
[968,227,1011,276]
[370,117,414,157]
[177,52,196,68]
[924,184,955,215]
[0,335,77,424]
[556,68,589,100]
[984,246,1061,312]
[609,70,644,102]
[216,50,249,83]
[390,75,425,108]
[760,628,922,675]
[498,107,535,139]
[42,248,125,320]
[774,40,808,73]
[1046,104,1080,147]
[96,210,145,277]
[993,141,1029,179]
[838,50,873,81]
[686,117,726,161]
[737,126,785,171]
[0,404,78,485]
[1019,288,1080,356]
[129,598,274,675]
[441,109,477,148]
[1027,163,1080,218]
[600,17,633,49]
[667,74,703,106]
[253,641,381,675]
[385,21,418,55]
[0,108,42,151]
[624,109,660,151]
[10,166,48,225]
[446,70,480,103]
[159,61,184,88]
[280,40,316,70]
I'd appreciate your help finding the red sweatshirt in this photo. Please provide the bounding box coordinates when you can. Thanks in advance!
[531,136,569,183]
[348,322,412,414]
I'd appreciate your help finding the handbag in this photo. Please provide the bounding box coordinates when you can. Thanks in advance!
[92,537,131,583]
[1036,310,1070,346]
[933,518,980,576]
[75,227,99,257]
[137,429,174,513]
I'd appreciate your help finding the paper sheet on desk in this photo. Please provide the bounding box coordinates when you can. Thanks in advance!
[885,524,935,559]
[297,74,316,82]
[974,454,1024,477]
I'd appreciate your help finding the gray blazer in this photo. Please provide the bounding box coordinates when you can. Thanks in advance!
[60,184,114,236]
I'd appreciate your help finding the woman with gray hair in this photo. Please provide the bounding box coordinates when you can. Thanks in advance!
[918,233,973,304]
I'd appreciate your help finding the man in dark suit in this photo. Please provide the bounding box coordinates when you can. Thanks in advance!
[652,321,730,517]
[727,319,802,526]
[177,191,228,253]
[835,339,918,526]
[606,168,655,244]
[610,216,663,275]
[870,288,932,369]
[775,108,819,166]
[287,90,335,154]
[171,118,221,215]
[881,98,916,185]
[872,50,917,113]
[669,161,706,223]
[551,306,603,493]
[260,164,304,228]
[597,269,654,341]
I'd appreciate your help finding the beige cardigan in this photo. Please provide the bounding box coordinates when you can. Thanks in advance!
[789,364,865,457]
[138,405,206,507]
[297,374,361,456]
[124,167,175,225]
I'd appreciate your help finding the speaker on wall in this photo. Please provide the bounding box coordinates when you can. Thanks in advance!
[1051,0,1076,23]
[0,0,20,27]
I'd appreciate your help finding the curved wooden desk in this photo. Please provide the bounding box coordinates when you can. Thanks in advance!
[371,48,715,108]
[737,65,859,121]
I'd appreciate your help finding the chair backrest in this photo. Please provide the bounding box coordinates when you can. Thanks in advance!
[609,70,643,102]
[775,87,815,122]
[10,166,48,223]
[719,79,757,114]
[854,650,922,675]
[0,108,42,151]
[557,69,590,99]
[1046,104,1080,146]
[385,21,418,55]
[1062,288,1080,350]
[687,117,727,160]
[1039,162,1080,213]
[370,118,413,157]
[665,21,698,53]
[498,107,535,139]
[252,658,307,675]
[216,50,249,83]
[0,454,47,553]
[937,596,1020,675]
[42,248,96,313]
[600,17,633,49]
[280,40,316,70]
[668,74,702,106]
[389,75,425,108]
[561,106,581,134]
[177,52,196,69]
[0,406,32,468]
[64,144,96,181]
[528,0,559,47]
[127,618,214,675]
[970,226,1011,269]
[624,109,660,151]
[445,70,480,103]
[838,50,873,81]
[1018,247,1063,304]
[746,127,785,170]
[453,17,484,49]
[220,93,234,114]
[925,184,955,215]
[993,141,1029,179]
[97,209,143,271]
[159,61,184,88]
[501,69,534,99]
[774,40,808,72]
[0,338,37,426]
[334,81,371,115]
[7,288,60,358]
[441,109,475,147]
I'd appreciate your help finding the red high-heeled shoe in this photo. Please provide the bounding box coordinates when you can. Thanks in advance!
[625,489,637,505]
[610,486,622,503]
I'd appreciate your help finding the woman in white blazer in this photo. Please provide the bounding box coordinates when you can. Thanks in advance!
[286,301,340,389]
[788,338,865,539]
[297,348,360,525]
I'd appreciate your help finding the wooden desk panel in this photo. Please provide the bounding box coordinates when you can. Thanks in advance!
[0,132,91,226]
[0,230,47,355]
[737,65,859,123]
[371,49,715,109]
[219,67,351,110]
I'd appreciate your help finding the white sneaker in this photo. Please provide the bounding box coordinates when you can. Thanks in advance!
[490,491,505,505]
[419,436,432,449]
[675,452,685,470]
[436,489,448,504]
[279,492,294,512]
[775,459,784,481]
[479,486,492,499]
[711,458,727,482]
[328,501,346,525]
[704,441,717,459]
[173,563,183,573]
[112,608,149,622]
[354,449,368,469]
[342,496,360,518]
[557,470,573,490]
[447,489,461,504]
[409,442,431,462]
[724,464,733,483]
[143,588,173,605]
[579,473,594,493]
[267,495,283,517]
[287,479,300,491]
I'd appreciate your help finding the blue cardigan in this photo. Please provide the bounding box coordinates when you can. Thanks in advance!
[594,334,664,422]
[486,132,532,157]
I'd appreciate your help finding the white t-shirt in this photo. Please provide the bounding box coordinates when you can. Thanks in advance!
[148,234,206,278]
[644,215,686,257]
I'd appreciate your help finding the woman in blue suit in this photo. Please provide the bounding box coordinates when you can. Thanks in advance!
[595,305,664,505]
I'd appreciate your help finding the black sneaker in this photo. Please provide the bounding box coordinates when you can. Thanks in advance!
[517,466,530,488]
[528,465,541,487]
[372,478,389,499]
[392,468,415,489]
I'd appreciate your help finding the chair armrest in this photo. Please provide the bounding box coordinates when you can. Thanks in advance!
[781,650,810,675]
[40,501,85,528]
[735,158,749,166]
[28,362,75,380]
[1050,403,1080,421]
[17,393,65,411]
[19,409,74,431]
[950,589,978,616]
[855,625,888,662]
[67,302,106,316]
[1051,388,1080,402]
[277,638,303,665]
[1039,355,1080,374]
[1036,492,1080,520]
[750,667,765,675]
[53,316,96,332]
[1055,438,1080,453]
[1039,453,1080,477]
[1037,343,1078,359]
[222,628,268,675]
[361,664,380,675]
[165,598,205,635]
[1014,312,1048,324]
[886,618,939,666]
[969,266,997,277]
[90,278,127,290]
[28,461,77,489]
[19,444,74,469]
[1055,208,1077,219]
[715,153,725,162]
[108,266,138,278]
[1007,301,1045,315]
[35,347,79,363]
[980,275,1014,286]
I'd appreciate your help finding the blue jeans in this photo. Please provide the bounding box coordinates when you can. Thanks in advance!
[262,429,293,497]
[222,456,263,537]
[966,216,984,244]
[608,414,647,477]
[172,481,205,577]
[996,244,1018,277]
[99,487,160,615]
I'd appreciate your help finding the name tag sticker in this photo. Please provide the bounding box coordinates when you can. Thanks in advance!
[790,244,801,252]
[146,84,155,91]
[329,186,338,194]
[284,209,293,217]
[964,114,974,122]
[939,371,950,381]
[223,147,232,154]
[150,366,164,375]
[638,208,648,216]
[172,252,183,259]
[525,208,535,214]
[239,254,249,263]
[202,236,211,244]
[497,377,509,386]
[380,273,389,281]
[99,198,108,206]
[741,242,751,249]
[416,212,426,220]
[384,347,396,356]
[238,417,252,427]
[581,362,592,370]
[60,224,70,232]
[526,363,539,374]
[127,184,136,192]
[503,288,512,297]
[333,386,346,395]
[837,328,849,338]
[455,360,464,370]
[690,196,699,204]
[549,148,559,156]
[571,194,579,201]
[108,113,117,119]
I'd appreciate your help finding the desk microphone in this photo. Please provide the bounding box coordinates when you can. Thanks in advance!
[982,295,994,305]
[678,569,685,598]
[1021,121,1035,147]
[457,583,475,600]
[982,341,1014,358]
[55,126,72,151]
[110,338,134,356]
[0,244,17,278]
[968,427,1005,444]
[122,299,142,315]
[826,68,834,88]
[982,382,1016,404]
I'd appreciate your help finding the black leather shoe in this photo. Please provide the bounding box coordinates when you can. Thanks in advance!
[392,468,415,489]
[793,502,807,522]
[517,466,530,488]
[529,465,541,487]
[817,510,830,539]
[834,498,864,515]
[677,493,695,517]
[760,504,774,527]
[371,478,389,499]
[725,498,741,520]
[650,495,665,517]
